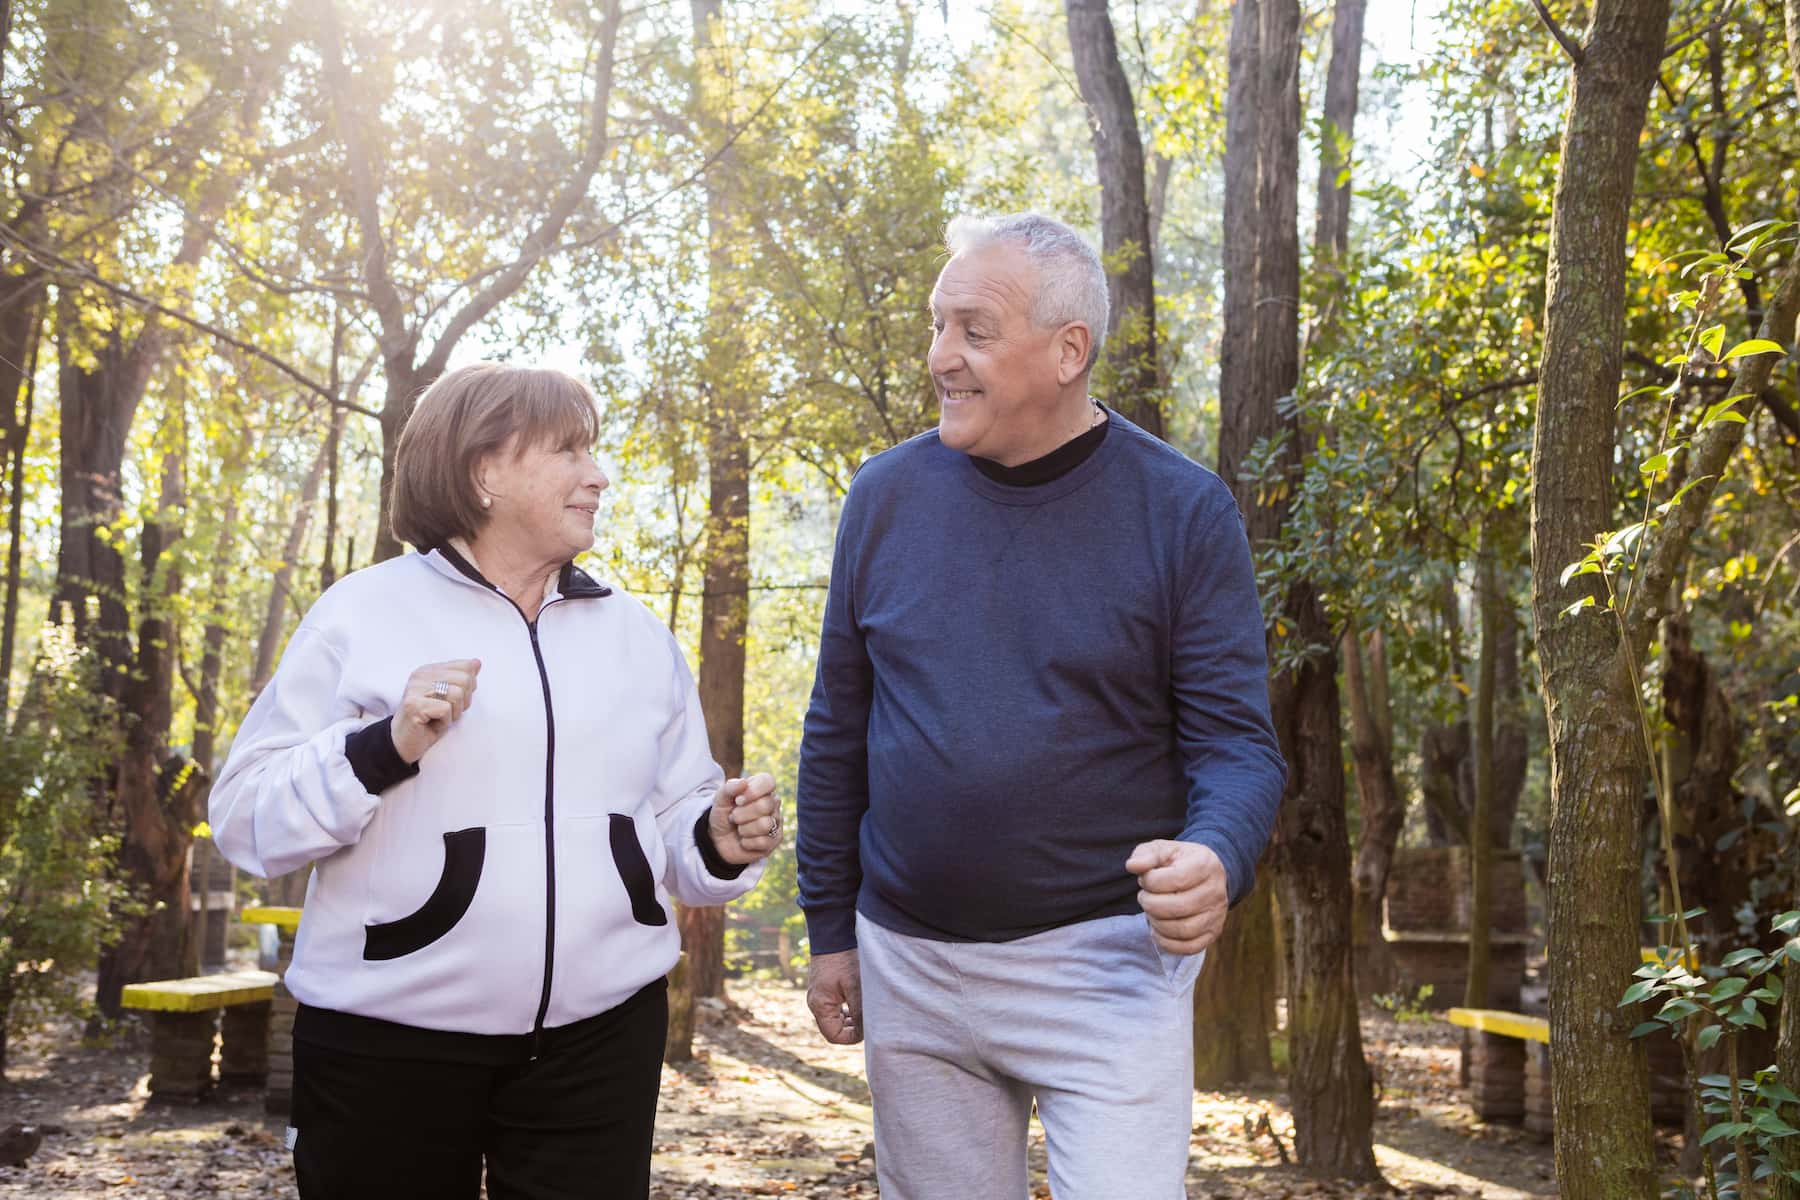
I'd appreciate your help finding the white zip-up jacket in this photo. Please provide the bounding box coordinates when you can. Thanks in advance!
[210,547,763,1036]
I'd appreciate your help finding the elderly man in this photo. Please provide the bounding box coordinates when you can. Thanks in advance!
[795,212,1286,1198]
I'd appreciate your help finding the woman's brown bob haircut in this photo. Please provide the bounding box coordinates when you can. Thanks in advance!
[390,363,602,551]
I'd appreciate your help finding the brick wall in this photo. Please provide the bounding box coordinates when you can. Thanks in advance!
[1385,846,1528,935]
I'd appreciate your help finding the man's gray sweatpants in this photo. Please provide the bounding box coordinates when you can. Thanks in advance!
[857,912,1203,1200]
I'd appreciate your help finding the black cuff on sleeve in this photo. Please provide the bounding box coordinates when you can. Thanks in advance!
[694,811,749,880]
[345,717,421,796]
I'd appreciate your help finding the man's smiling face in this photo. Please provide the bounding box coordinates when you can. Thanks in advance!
[927,242,1068,465]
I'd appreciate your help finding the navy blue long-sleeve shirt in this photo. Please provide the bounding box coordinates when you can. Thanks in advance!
[795,413,1287,956]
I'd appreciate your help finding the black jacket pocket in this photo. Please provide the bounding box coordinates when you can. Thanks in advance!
[609,815,668,927]
[364,827,486,960]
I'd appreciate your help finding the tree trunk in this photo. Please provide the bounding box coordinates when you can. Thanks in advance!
[1527,2,1672,1194]
[1492,592,1527,848]
[674,0,750,1017]
[1,285,41,724]
[372,361,437,563]
[53,321,153,696]
[192,493,238,775]
[251,425,334,695]
[96,443,199,1014]
[1465,518,1497,1011]
[1311,0,1366,273]
[1216,0,1264,525]
[1192,870,1278,1087]
[1345,622,1403,996]
[1194,0,1278,1083]
[1761,7,1800,1184]
[321,398,344,591]
[1219,0,1379,1176]
[1064,0,1162,436]
[1272,584,1379,1178]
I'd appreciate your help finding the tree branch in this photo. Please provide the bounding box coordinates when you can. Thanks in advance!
[1628,232,1800,648]
[1530,0,1586,66]
[420,0,623,382]
[313,0,412,359]
[0,224,369,415]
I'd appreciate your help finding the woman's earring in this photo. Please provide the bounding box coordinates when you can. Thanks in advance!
[480,495,492,509]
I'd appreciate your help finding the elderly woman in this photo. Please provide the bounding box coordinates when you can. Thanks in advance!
[210,363,779,1200]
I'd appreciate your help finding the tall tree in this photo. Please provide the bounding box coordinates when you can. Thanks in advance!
[1064,0,1163,436]
[1526,0,1675,1193]
[312,0,621,561]
[1344,621,1403,994]
[1217,0,1379,1176]
[677,0,750,1010]
[1195,0,1280,1092]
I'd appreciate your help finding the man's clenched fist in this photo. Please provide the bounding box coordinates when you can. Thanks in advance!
[1126,840,1228,955]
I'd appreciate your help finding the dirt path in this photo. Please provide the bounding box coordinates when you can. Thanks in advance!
[0,982,1562,1197]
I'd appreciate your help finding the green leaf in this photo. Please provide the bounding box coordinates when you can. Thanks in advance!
[1560,595,1597,619]
[1759,1082,1800,1106]
[1699,1023,1726,1051]
[1620,979,1657,1006]
[1722,339,1787,360]
[1713,976,1751,1000]
[1702,1119,1750,1144]
[1700,324,1726,357]
[1629,1020,1664,1038]
[1721,947,1765,969]
[1699,396,1749,429]
[1772,911,1800,934]
[1660,998,1702,1022]
[1727,218,1792,249]
[1752,1112,1799,1138]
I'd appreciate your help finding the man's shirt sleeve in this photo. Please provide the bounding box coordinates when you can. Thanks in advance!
[795,484,875,955]
[1172,501,1288,904]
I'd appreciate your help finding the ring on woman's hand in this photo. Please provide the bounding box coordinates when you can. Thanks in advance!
[767,815,781,837]
[430,679,451,700]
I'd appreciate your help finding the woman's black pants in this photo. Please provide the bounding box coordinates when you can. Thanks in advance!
[291,980,667,1199]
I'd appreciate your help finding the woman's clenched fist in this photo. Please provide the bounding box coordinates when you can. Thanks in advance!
[390,659,482,764]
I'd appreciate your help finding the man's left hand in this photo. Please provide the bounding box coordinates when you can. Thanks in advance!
[1127,840,1228,955]
[709,773,782,865]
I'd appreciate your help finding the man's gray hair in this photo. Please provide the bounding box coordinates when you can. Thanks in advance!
[945,212,1110,371]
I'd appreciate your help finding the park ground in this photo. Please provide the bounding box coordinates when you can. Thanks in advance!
[0,980,1571,1199]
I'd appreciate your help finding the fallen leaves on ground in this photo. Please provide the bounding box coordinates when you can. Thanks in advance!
[0,983,1565,1198]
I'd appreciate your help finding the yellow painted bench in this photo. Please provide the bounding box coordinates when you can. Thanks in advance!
[1446,1006,1549,1043]
[240,905,302,934]
[121,970,279,1101]
[238,905,304,1116]
[1445,1007,1550,1137]
[121,970,278,1012]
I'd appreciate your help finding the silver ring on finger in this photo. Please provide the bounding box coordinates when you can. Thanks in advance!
[430,679,451,700]
[767,815,780,837]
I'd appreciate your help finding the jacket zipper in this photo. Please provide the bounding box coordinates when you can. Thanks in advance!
[488,589,566,1060]
[425,549,610,1058]
[525,613,559,1058]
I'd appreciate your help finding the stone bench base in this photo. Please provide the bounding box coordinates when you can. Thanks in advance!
[143,1000,271,1102]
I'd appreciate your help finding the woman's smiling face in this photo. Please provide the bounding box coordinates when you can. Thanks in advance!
[478,432,610,564]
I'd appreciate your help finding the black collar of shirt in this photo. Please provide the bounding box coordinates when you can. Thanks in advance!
[971,404,1110,487]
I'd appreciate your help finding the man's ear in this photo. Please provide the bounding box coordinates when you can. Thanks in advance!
[1056,322,1094,386]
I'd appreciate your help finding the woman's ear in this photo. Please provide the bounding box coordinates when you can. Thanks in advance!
[472,455,496,510]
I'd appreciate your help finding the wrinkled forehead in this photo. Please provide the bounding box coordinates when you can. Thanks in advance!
[930,243,1039,320]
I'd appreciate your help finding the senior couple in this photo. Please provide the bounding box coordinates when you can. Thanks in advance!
[211,211,1285,1200]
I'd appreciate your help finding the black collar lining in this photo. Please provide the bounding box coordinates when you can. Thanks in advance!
[972,404,1110,487]
[434,544,612,600]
